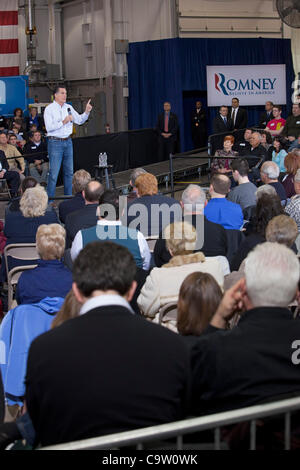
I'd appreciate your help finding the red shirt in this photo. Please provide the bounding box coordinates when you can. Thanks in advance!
[266,117,286,132]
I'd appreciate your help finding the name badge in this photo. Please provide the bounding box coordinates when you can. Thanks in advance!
[240,143,246,146]
[31,146,37,149]
[296,121,300,125]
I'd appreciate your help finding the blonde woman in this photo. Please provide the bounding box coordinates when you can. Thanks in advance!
[137,221,224,323]
[16,224,72,305]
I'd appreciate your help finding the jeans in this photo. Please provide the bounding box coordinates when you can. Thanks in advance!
[29,162,49,184]
[47,138,73,198]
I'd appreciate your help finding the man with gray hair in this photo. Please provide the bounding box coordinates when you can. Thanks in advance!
[128,167,147,202]
[154,183,228,267]
[260,161,287,201]
[285,168,300,231]
[189,242,300,415]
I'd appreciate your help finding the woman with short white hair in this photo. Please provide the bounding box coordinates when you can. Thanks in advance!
[2,186,58,281]
[16,224,72,305]
[138,221,225,330]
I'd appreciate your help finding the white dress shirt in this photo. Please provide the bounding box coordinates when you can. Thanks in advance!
[70,219,151,271]
[44,101,89,138]
[80,294,134,316]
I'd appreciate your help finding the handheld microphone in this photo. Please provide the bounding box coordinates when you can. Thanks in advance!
[67,107,72,115]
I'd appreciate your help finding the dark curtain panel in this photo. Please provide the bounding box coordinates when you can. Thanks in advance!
[128,38,294,152]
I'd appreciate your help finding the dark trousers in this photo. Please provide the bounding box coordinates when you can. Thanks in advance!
[3,171,20,197]
[192,130,207,149]
[157,135,176,162]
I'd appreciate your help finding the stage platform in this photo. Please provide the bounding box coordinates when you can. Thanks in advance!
[111,151,209,194]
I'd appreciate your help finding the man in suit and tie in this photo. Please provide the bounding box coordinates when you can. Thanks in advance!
[213,106,233,134]
[25,241,190,447]
[230,98,248,131]
[156,102,178,162]
[65,179,104,248]
[258,101,274,129]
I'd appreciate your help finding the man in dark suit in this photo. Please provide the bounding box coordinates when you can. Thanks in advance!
[65,180,103,248]
[230,98,248,130]
[154,184,228,267]
[156,102,178,162]
[188,242,300,416]
[25,241,190,447]
[58,169,91,223]
[0,149,20,197]
[213,106,233,134]
[191,101,207,149]
[258,101,274,129]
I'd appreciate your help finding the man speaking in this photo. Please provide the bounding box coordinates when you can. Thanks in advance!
[44,86,93,199]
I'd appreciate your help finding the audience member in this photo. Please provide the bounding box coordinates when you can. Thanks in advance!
[177,272,223,336]
[230,193,284,271]
[0,148,20,198]
[234,128,252,155]
[25,241,190,447]
[258,101,274,129]
[58,169,91,223]
[281,103,300,151]
[204,174,244,230]
[138,221,225,324]
[127,167,147,202]
[260,161,287,201]
[125,173,181,237]
[213,106,232,134]
[5,176,38,213]
[266,105,286,136]
[0,131,25,180]
[8,133,24,153]
[71,189,151,271]
[282,150,300,198]
[51,290,80,329]
[65,180,103,248]
[260,130,273,152]
[227,159,257,210]
[247,131,268,168]
[211,135,238,174]
[16,224,72,305]
[23,130,49,184]
[26,107,44,132]
[271,136,288,174]
[189,243,300,415]
[154,184,228,267]
[285,168,300,230]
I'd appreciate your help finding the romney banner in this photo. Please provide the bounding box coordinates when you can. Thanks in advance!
[207,65,286,106]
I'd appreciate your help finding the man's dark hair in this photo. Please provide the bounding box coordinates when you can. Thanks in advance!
[273,104,282,112]
[53,85,66,95]
[230,158,249,177]
[0,131,7,137]
[219,105,228,111]
[211,174,231,195]
[73,241,137,297]
[98,189,119,219]
[84,180,104,203]
[232,97,239,103]
[21,176,38,193]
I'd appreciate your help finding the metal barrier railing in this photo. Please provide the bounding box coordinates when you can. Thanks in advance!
[40,395,300,450]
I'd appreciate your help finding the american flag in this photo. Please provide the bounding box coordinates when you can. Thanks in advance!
[0,0,19,76]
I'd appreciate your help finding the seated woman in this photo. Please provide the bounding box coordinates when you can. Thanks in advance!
[2,185,58,280]
[211,135,238,174]
[137,221,225,324]
[177,272,223,336]
[16,224,73,305]
[282,151,300,199]
[272,136,288,175]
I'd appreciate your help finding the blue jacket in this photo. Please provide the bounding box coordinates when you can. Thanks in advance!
[16,259,73,305]
[204,198,244,230]
[0,297,64,405]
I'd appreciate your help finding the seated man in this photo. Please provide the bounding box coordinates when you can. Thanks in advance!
[58,169,91,223]
[71,189,151,271]
[65,180,103,248]
[23,131,49,185]
[154,184,228,267]
[260,161,287,202]
[233,128,252,156]
[0,149,20,198]
[25,241,190,447]
[0,131,25,181]
[227,158,257,211]
[189,242,300,415]
[125,173,182,237]
[280,103,300,151]
[266,105,286,136]
[127,167,147,202]
[204,174,243,230]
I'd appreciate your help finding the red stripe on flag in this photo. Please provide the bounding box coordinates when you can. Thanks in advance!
[0,11,18,26]
[0,66,19,76]
[0,39,18,54]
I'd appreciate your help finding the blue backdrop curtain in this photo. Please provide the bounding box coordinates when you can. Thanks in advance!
[127,38,294,152]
